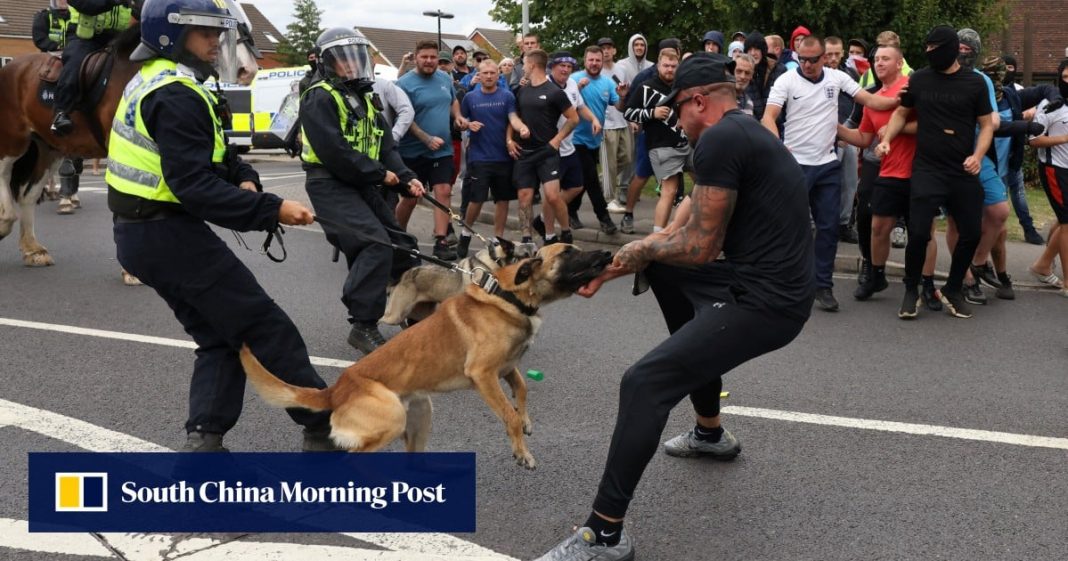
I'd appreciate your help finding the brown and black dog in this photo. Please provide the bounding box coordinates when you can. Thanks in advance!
[240,243,612,469]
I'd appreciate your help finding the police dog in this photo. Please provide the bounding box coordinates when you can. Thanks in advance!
[380,237,531,325]
[240,244,612,469]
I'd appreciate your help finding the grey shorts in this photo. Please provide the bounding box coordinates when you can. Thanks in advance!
[649,145,692,180]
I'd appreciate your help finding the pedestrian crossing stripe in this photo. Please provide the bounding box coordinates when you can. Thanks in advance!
[55,473,108,512]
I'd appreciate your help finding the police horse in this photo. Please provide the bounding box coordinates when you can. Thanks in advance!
[0,0,260,269]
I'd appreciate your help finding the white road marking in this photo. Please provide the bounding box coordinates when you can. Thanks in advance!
[4,316,1067,452]
[257,173,307,181]
[0,318,352,369]
[722,406,1068,450]
[0,396,515,560]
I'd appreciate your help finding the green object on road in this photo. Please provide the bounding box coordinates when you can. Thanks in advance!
[525,369,544,381]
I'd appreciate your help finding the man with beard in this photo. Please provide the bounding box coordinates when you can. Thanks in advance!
[878,25,995,319]
[571,45,624,234]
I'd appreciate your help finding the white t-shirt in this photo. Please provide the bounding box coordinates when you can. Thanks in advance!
[555,77,584,157]
[602,64,627,129]
[767,68,862,166]
[1033,99,1068,168]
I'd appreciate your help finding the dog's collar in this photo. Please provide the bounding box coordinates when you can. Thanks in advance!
[490,285,539,316]
[476,273,538,316]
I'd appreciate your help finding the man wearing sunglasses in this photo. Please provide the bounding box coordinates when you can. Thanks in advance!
[762,35,898,313]
[534,53,814,561]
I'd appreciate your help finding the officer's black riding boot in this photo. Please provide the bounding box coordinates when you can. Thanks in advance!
[51,111,75,137]
[347,322,387,355]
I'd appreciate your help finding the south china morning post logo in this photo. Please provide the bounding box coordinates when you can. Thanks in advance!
[54,472,108,512]
[29,452,475,533]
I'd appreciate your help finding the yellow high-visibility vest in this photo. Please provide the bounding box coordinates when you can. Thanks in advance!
[106,58,226,204]
[300,80,384,165]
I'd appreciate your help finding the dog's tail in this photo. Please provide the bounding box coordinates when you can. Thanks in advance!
[239,345,333,412]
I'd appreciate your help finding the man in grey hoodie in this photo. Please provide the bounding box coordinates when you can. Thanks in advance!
[614,34,653,89]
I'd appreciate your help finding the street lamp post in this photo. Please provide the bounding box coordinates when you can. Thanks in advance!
[422,9,455,50]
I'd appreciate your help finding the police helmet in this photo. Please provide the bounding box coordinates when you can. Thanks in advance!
[316,27,375,85]
[132,0,237,65]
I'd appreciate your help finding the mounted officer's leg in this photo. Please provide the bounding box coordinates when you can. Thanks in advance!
[52,38,97,136]
[57,157,82,214]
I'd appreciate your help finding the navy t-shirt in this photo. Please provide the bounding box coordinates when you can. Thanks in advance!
[461,87,516,163]
[691,110,814,320]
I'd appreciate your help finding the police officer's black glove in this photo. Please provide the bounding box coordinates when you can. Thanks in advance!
[1044,99,1064,114]
[1027,121,1046,136]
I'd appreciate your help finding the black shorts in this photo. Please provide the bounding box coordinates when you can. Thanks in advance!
[558,153,584,189]
[514,145,561,189]
[403,155,455,188]
[466,161,517,203]
[870,176,911,218]
[1038,163,1068,224]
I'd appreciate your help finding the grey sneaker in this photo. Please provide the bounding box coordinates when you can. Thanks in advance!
[619,214,635,234]
[533,526,634,561]
[663,428,741,459]
[890,224,907,248]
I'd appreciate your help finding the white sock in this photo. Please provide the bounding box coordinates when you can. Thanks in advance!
[653,226,664,233]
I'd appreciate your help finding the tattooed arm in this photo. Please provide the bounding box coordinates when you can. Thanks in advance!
[616,184,737,271]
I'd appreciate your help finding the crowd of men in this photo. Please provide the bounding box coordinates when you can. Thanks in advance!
[373,25,1068,322]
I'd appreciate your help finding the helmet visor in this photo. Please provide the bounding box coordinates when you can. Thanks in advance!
[213,27,241,83]
[321,43,374,83]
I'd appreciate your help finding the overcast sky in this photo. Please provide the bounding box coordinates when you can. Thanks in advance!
[254,0,504,37]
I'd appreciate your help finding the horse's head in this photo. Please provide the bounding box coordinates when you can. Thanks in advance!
[223,0,259,85]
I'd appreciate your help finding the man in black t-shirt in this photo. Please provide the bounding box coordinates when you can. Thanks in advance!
[878,25,995,320]
[508,49,579,243]
[533,53,814,561]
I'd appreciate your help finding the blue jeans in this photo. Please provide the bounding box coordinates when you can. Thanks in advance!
[802,161,842,289]
[1005,168,1036,231]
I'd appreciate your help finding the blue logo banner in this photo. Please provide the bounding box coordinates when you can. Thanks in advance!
[29,452,476,533]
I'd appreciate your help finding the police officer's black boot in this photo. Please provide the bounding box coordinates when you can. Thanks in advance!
[51,111,75,137]
[302,426,343,452]
[182,431,228,452]
[347,321,387,355]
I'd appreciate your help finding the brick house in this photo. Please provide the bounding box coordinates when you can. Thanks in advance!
[987,0,1068,83]
[0,1,286,69]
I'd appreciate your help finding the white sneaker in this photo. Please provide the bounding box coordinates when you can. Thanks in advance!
[1029,266,1063,288]
[606,200,627,214]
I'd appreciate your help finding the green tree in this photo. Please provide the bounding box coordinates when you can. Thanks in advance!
[277,0,324,66]
[489,0,1007,67]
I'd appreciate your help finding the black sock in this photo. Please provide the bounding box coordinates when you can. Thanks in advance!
[693,424,724,442]
[997,271,1011,284]
[872,265,886,279]
[624,212,633,218]
[583,512,623,546]
[922,275,935,289]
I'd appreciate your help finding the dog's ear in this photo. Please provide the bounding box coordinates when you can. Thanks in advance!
[513,257,543,285]
[496,237,515,256]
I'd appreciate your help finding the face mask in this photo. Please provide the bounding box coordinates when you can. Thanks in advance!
[925,43,957,71]
[1059,79,1068,100]
[1004,70,1017,85]
[957,50,977,71]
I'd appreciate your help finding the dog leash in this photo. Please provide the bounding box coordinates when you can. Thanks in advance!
[420,195,497,250]
[313,214,465,272]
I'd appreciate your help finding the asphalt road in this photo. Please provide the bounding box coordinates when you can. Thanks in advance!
[1,161,1066,561]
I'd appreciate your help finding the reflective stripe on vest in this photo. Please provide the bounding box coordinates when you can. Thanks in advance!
[106,58,226,203]
[68,5,132,40]
[48,11,69,47]
[299,81,384,165]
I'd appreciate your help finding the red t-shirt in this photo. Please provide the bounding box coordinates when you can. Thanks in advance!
[859,76,916,179]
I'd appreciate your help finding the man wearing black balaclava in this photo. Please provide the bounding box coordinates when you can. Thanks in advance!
[876,25,995,320]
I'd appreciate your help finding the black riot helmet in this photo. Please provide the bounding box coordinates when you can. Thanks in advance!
[315,27,375,87]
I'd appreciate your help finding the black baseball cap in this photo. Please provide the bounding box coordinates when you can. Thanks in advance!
[452,44,468,54]
[597,37,614,47]
[660,53,736,106]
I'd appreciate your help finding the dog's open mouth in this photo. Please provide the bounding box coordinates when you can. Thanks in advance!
[560,250,614,291]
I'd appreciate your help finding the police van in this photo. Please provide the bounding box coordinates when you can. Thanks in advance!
[207,66,307,150]
[212,64,399,151]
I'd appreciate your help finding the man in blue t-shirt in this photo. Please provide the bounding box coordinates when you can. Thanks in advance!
[458,59,531,256]
[396,40,468,260]
[570,45,625,234]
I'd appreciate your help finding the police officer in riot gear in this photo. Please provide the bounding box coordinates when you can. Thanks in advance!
[32,0,70,52]
[107,0,337,452]
[52,0,134,136]
[299,27,425,355]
